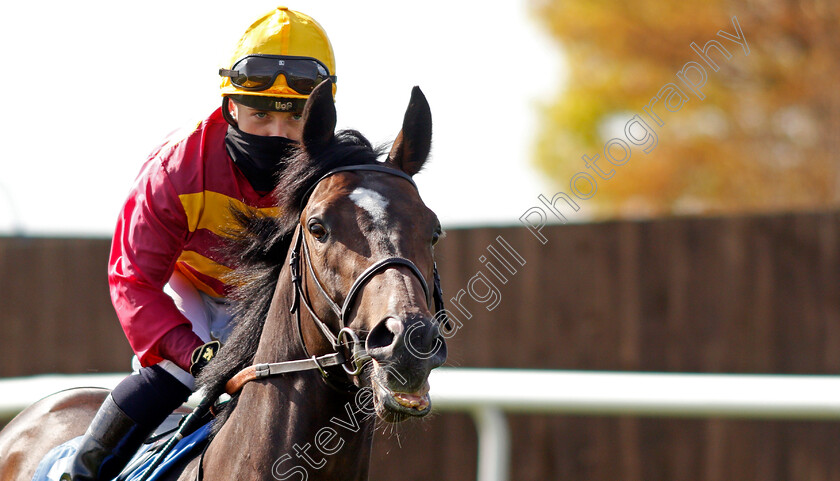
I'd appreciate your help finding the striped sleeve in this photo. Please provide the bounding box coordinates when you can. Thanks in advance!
[108,157,193,367]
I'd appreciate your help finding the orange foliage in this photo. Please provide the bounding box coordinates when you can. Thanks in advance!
[531,0,840,218]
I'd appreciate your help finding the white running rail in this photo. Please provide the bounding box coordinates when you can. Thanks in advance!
[3,368,840,481]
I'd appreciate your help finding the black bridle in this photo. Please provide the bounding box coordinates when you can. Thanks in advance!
[226,164,447,393]
[290,164,446,378]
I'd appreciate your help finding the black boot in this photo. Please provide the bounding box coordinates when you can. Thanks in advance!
[60,394,153,481]
[60,365,192,480]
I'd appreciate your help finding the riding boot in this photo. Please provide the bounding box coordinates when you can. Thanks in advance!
[60,394,152,481]
[60,365,192,481]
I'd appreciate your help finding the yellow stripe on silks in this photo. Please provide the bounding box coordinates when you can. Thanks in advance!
[178,191,282,235]
[176,251,232,297]
[176,265,223,298]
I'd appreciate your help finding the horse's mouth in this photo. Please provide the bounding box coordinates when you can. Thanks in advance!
[373,379,432,420]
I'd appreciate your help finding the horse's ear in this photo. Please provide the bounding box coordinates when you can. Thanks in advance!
[386,86,432,177]
[301,79,336,154]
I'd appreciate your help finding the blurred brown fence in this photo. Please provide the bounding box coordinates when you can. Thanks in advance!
[0,238,130,375]
[2,210,840,481]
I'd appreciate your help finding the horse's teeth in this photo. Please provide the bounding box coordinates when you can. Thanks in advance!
[393,392,429,410]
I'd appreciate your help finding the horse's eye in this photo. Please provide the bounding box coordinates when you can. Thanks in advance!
[308,219,328,240]
[432,228,442,246]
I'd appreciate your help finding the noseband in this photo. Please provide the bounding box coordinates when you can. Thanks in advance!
[226,164,446,395]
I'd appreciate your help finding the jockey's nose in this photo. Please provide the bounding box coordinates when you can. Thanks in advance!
[267,116,302,141]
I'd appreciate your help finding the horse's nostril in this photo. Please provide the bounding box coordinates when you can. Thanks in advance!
[366,317,402,352]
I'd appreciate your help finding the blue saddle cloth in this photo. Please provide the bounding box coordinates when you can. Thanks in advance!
[31,422,211,481]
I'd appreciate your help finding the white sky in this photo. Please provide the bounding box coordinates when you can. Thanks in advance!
[0,1,565,236]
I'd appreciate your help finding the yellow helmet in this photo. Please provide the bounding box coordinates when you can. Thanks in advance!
[220,7,336,112]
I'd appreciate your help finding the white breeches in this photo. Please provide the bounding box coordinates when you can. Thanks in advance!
[132,270,235,390]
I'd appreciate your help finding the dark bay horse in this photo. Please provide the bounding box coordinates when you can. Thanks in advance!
[0,80,447,481]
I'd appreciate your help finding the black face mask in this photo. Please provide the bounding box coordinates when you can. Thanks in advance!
[225,125,298,192]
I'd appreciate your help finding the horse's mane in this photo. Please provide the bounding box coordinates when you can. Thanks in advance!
[196,129,384,434]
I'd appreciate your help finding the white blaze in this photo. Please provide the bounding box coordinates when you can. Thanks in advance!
[350,188,389,226]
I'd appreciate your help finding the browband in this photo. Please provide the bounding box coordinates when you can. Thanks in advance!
[300,164,418,209]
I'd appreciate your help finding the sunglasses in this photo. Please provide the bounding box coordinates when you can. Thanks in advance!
[219,55,336,95]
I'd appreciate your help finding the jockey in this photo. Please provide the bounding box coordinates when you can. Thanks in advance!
[62,7,337,480]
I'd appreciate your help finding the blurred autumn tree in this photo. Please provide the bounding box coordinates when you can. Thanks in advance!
[531,0,840,218]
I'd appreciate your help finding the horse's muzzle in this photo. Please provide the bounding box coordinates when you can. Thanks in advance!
[366,316,447,372]
[365,315,447,419]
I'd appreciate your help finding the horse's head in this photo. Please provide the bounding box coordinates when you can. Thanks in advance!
[295,80,447,421]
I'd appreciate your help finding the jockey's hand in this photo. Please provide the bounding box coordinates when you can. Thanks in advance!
[190,341,221,377]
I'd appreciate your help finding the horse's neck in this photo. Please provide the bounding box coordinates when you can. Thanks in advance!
[202,269,374,480]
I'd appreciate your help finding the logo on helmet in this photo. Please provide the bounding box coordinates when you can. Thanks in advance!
[275,101,294,111]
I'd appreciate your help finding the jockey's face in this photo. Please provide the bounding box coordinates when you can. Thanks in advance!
[228,101,304,141]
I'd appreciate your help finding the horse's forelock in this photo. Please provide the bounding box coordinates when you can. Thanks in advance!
[275,130,383,215]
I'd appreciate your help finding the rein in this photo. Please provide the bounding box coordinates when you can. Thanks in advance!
[225,164,446,395]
